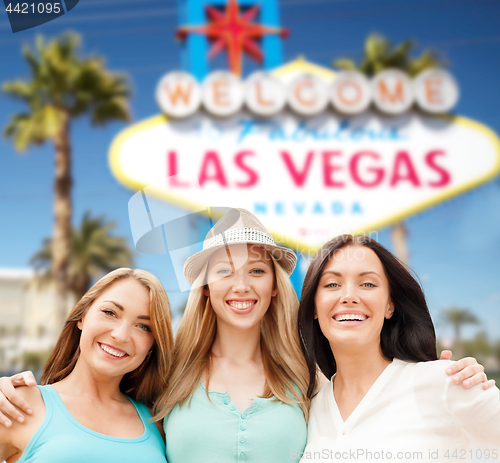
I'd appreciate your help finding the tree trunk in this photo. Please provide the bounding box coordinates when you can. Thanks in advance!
[453,323,464,360]
[52,113,72,331]
[390,221,409,265]
[73,271,91,303]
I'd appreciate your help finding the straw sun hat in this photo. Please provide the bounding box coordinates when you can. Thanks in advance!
[183,208,297,285]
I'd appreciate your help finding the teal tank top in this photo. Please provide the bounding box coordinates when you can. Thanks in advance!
[19,385,166,463]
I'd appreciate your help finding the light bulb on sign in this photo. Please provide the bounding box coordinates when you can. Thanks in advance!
[413,68,459,114]
[245,71,287,117]
[330,71,371,115]
[287,74,330,116]
[202,71,244,117]
[372,69,414,115]
[156,72,201,118]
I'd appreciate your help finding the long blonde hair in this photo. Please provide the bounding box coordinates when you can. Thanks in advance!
[42,268,174,404]
[153,253,310,420]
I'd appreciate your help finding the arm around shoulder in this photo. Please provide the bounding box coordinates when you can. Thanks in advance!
[0,386,45,462]
[444,370,500,446]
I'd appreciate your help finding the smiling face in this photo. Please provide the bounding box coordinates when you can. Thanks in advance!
[314,244,394,353]
[76,278,155,379]
[204,244,277,332]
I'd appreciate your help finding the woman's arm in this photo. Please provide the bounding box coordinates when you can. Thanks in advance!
[439,350,495,389]
[0,372,37,427]
[0,355,494,428]
[0,433,21,463]
[0,386,42,462]
[444,366,500,448]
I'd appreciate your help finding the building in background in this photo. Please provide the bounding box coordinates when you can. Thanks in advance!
[0,268,74,374]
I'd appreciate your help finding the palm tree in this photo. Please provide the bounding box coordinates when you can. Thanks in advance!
[3,33,131,328]
[333,33,444,78]
[333,33,445,264]
[442,307,478,359]
[31,212,135,302]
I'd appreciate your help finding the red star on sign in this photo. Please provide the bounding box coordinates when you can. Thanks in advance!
[176,0,289,76]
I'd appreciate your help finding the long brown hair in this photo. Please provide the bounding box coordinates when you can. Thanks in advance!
[42,268,174,404]
[298,235,437,399]
[153,253,310,421]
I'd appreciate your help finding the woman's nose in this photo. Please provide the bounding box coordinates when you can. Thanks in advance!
[340,284,359,304]
[232,271,250,292]
[111,321,131,342]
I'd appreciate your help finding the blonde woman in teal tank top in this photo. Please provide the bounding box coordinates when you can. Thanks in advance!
[0,268,173,463]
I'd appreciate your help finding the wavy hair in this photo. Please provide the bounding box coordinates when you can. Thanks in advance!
[42,268,174,404]
[153,252,310,421]
[298,235,438,399]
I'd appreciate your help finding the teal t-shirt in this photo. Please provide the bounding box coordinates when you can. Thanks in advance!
[19,385,166,463]
[164,383,307,463]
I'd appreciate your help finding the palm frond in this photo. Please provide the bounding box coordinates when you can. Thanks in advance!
[2,32,131,152]
[332,58,358,71]
[364,33,391,64]
[332,33,449,78]
[30,212,135,298]
[2,80,35,102]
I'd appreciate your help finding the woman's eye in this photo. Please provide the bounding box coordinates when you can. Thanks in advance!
[362,282,376,288]
[138,324,152,333]
[217,269,232,275]
[325,283,338,288]
[251,269,265,274]
[101,309,116,317]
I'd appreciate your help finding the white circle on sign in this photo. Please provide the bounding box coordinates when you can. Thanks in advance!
[372,69,414,114]
[245,71,286,117]
[202,71,244,117]
[330,71,371,114]
[414,68,459,113]
[287,74,329,116]
[156,71,201,118]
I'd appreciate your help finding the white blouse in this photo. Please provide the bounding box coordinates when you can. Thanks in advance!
[302,359,500,462]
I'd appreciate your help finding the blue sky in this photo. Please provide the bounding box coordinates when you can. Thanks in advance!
[1,0,500,339]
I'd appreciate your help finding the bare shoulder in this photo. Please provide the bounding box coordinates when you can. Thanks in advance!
[0,387,44,462]
[16,386,44,405]
[10,387,46,444]
[16,386,46,420]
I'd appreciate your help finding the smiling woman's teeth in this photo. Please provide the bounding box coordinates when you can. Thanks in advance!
[227,301,255,310]
[100,343,127,358]
[334,313,367,322]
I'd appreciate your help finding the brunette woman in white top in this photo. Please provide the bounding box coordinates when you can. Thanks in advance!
[298,235,500,462]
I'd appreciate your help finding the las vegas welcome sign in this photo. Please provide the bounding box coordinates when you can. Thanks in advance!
[109,58,500,251]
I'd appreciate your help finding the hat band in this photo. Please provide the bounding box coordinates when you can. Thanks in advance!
[203,227,275,250]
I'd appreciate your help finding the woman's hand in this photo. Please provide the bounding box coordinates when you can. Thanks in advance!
[439,350,495,390]
[0,371,37,428]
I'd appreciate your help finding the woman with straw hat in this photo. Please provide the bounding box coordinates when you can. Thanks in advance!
[153,208,310,463]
